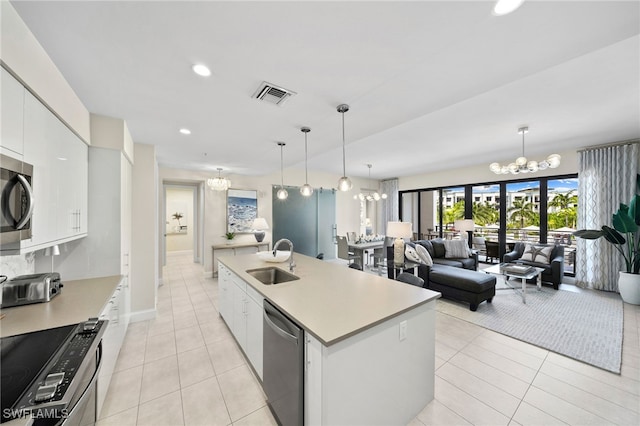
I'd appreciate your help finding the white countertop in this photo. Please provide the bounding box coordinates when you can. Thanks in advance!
[0,275,123,338]
[219,253,440,346]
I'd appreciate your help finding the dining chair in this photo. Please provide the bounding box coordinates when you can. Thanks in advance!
[337,236,360,265]
[370,236,394,276]
[346,232,357,243]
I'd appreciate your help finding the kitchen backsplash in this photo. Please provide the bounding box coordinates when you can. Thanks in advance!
[0,253,35,278]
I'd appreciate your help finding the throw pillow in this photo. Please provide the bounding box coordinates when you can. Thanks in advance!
[405,246,422,264]
[415,244,433,266]
[520,244,553,264]
[444,239,469,259]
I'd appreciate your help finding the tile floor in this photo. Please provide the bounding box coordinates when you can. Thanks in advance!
[98,252,640,426]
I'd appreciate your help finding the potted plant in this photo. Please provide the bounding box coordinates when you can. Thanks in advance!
[574,177,639,304]
[224,232,236,244]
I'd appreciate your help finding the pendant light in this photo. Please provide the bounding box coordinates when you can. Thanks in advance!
[489,126,561,175]
[337,104,352,191]
[207,168,231,191]
[300,127,313,197]
[355,164,387,201]
[276,142,288,200]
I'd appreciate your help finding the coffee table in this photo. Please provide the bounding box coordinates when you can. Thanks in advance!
[484,263,545,304]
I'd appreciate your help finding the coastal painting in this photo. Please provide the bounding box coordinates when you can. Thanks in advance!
[227,189,258,233]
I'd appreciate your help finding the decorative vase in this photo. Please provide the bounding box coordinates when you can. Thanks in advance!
[226,239,234,245]
[618,271,640,305]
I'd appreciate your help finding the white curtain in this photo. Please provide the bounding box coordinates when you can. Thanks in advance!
[576,142,639,291]
[380,178,399,235]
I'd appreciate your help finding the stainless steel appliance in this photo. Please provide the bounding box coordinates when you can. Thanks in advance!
[1,273,63,309]
[263,300,304,425]
[1,318,106,425]
[1,153,34,245]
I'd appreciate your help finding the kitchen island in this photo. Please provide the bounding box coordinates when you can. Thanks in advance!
[218,252,440,426]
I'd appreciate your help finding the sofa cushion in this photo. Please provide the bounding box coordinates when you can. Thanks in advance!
[433,258,465,268]
[430,239,446,258]
[415,244,433,266]
[429,265,496,293]
[405,245,422,264]
[444,239,469,259]
[415,240,435,258]
[520,244,553,264]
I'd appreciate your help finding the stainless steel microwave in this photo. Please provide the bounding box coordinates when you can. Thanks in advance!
[1,153,34,245]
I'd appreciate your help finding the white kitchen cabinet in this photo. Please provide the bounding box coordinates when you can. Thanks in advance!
[218,261,264,380]
[17,89,88,252]
[1,68,25,156]
[97,278,130,418]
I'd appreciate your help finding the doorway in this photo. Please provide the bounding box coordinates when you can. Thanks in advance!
[162,182,203,266]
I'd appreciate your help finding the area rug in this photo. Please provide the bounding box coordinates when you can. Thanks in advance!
[436,285,624,373]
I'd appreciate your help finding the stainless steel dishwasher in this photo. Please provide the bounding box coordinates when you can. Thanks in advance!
[263,299,304,425]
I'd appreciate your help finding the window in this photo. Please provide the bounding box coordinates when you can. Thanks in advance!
[548,177,579,275]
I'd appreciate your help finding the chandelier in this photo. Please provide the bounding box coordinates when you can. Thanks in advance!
[207,168,231,191]
[489,126,561,175]
[355,164,387,201]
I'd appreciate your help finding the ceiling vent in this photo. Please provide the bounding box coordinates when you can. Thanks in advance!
[253,81,296,106]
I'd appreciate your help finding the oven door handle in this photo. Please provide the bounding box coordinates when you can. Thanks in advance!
[62,343,102,425]
[14,174,34,230]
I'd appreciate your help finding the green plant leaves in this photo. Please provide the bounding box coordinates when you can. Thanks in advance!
[573,229,604,239]
[629,194,640,226]
[601,225,626,244]
[613,204,638,234]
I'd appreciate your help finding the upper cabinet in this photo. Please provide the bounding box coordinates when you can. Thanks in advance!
[1,69,25,156]
[1,72,89,254]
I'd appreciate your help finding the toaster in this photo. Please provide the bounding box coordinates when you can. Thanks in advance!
[0,272,63,308]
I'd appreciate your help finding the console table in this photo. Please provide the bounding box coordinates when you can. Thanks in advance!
[212,241,270,277]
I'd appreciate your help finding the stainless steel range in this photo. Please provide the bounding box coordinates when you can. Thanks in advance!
[1,318,106,425]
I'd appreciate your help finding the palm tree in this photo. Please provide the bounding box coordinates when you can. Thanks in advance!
[549,190,578,227]
[443,200,465,227]
[508,198,537,229]
[472,202,498,226]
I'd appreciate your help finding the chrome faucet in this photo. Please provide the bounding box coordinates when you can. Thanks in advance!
[273,238,295,272]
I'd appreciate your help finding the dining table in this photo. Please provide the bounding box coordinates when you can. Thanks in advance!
[348,240,385,267]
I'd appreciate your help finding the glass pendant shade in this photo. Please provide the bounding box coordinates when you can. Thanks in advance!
[300,127,313,197]
[338,176,352,191]
[277,188,288,200]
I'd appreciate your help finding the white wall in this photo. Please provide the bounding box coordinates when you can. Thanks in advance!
[165,187,194,252]
[131,143,158,315]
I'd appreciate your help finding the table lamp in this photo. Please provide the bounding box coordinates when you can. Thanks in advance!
[252,218,269,242]
[386,221,412,265]
[454,219,475,248]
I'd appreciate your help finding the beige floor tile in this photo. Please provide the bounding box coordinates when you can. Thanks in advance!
[208,337,246,375]
[147,316,175,337]
[200,317,233,345]
[434,376,510,425]
[177,346,216,388]
[479,329,548,360]
[435,340,460,362]
[523,386,609,425]
[417,399,472,425]
[407,418,425,426]
[511,401,567,426]
[449,351,530,399]
[436,362,521,417]
[434,355,447,370]
[137,390,184,426]
[96,406,138,426]
[144,330,176,362]
[233,406,277,426]
[114,339,146,372]
[175,325,205,353]
[461,343,538,383]
[140,355,181,403]
[217,365,267,422]
[195,306,219,324]
[181,377,231,426]
[472,334,545,370]
[539,361,639,412]
[173,309,199,330]
[533,372,639,425]
[99,365,143,419]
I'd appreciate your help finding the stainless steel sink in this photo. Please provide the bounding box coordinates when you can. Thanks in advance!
[246,267,300,285]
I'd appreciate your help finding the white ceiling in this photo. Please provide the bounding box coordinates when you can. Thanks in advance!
[11,1,640,180]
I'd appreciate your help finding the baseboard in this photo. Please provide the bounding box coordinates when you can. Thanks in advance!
[130,309,156,323]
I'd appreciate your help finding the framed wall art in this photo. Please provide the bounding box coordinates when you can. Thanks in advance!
[227,189,258,233]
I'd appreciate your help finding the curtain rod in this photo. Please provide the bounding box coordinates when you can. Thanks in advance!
[577,139,639,152]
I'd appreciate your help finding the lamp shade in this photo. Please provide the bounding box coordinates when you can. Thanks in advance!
[386,221,412,238]
[252,218,269,230]
[454,219,475,233]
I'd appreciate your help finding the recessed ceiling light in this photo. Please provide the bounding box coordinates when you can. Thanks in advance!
[492,0,524,16]
[192,64,211,77]
[179,128,191,135]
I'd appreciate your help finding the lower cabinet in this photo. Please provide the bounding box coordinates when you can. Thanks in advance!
[97,279,130,418]
[218,262,263,380]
